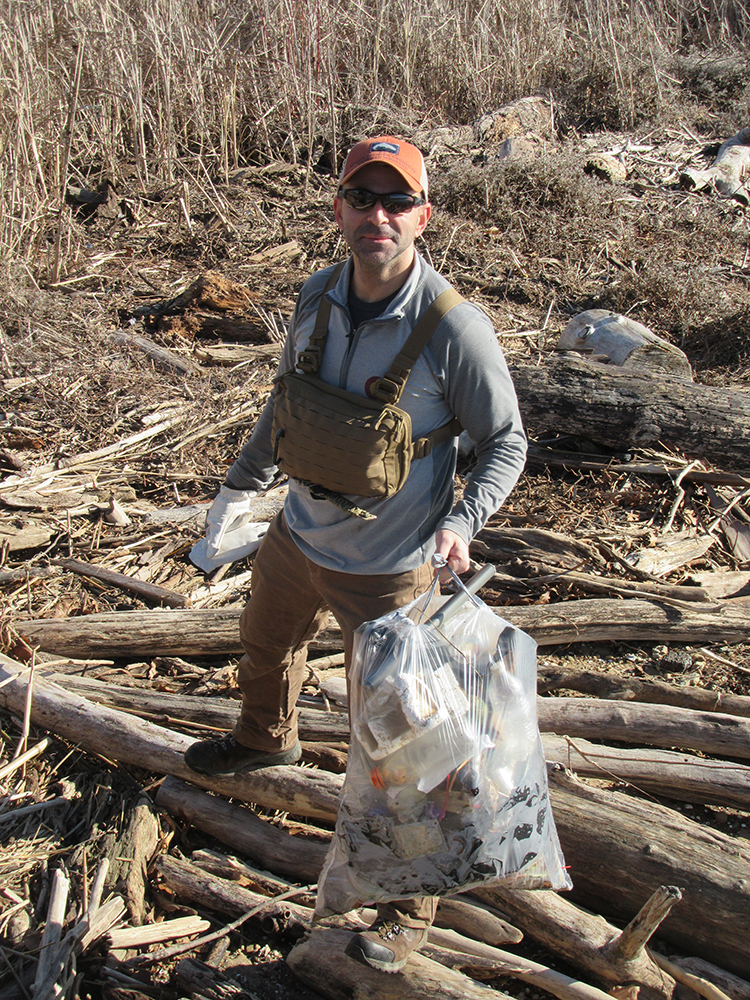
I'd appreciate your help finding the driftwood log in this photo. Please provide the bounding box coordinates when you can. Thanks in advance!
[537,665,750,718]
[475,885,678,1000]
[17,596,750,658]
[546,765,750,978]
[50,557,190,608]
[36,674,750,809]
[41,670,351,743]
[536,696,750,760]
[153,854,314,936]
[679,127,750,206]
[0,655,342,823]
[431,896,523,946]
[41,668,750,771]
[155,777,330,884]
[508,354,750,470]
[556,310,693,379]
[37,670,750,807]
[542,733,750,809]
[110,331,199,377]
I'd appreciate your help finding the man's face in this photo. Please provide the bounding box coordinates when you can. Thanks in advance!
[333,163,431,278]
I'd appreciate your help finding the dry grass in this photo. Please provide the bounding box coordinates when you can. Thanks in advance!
[1,0,749,289]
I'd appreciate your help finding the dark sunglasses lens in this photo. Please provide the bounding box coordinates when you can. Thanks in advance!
[382,195,417,213]
[343,189,419,213]
[345,189,377,210]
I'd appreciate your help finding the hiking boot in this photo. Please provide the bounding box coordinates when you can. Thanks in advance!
[184,735,302,775]
[344,919,429,973]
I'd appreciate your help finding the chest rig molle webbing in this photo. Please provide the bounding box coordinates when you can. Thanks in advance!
[271,263,464,514]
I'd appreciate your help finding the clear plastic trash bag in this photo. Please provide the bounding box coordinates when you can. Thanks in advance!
[315,564,572,917]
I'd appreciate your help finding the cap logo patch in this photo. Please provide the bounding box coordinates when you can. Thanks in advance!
[370,141,400,155]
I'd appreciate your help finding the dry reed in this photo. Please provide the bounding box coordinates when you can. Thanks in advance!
[0,0,748,286]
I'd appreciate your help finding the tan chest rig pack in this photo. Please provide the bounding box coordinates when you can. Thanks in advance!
[271,263,464,518]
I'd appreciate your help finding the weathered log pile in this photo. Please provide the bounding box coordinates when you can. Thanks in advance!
[2,595,750,1000]
[2,396,750,998]
[2,122,750,1000]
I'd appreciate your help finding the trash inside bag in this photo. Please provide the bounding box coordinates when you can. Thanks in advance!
[315,565,572,916]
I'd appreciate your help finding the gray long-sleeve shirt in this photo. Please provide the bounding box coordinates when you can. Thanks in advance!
[226,253,527,574]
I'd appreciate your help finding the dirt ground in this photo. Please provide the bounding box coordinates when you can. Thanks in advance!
[1,116,750,999]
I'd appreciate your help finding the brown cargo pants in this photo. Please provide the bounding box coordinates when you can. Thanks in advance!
[233,510,437,927]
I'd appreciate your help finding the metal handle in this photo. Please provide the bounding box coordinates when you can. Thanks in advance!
[428,563,496,628]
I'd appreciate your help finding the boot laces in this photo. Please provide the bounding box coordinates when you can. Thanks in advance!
[375,920,403,941]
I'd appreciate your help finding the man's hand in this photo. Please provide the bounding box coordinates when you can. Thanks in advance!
[434,528,471,579]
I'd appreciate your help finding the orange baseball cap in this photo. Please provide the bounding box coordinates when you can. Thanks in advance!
[338,137,429,198]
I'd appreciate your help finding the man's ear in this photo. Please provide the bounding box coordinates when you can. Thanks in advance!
[415,202,432,238]
[333,195,343,229]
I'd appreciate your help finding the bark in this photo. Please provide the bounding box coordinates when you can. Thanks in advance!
[52,557,190,608]
[537,696,750,760]
[19,596,750,658]
[154,854,314,939]
[155,777,331,884]
[474,525,607,570]
[0,654,342,823]
[537,666,750,719]
[679,127,750,206]
[508,353,750,470]
[546,765,750,977]
[556,310,693,378]
[542,733,750,809]
[100,795,161,925]
[475,886,676,1000]
[42,670,351,743]
[286,926,511,1000]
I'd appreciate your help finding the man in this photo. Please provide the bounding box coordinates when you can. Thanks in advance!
[184,136,527,972]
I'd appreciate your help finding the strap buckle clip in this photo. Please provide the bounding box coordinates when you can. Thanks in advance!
[370,376,403,404]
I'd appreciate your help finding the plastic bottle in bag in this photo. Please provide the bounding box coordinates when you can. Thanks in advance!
[368,719,486,794]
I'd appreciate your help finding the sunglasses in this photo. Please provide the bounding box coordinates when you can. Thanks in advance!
[337,187,426,214]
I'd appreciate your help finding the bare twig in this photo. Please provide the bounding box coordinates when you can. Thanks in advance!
[125,884,317,968]
[14,649,36,760]
[33,868,70,997]
[0,737,50,783]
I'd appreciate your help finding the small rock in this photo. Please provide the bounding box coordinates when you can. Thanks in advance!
[6,910,31,946]
[658,648,693,672]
